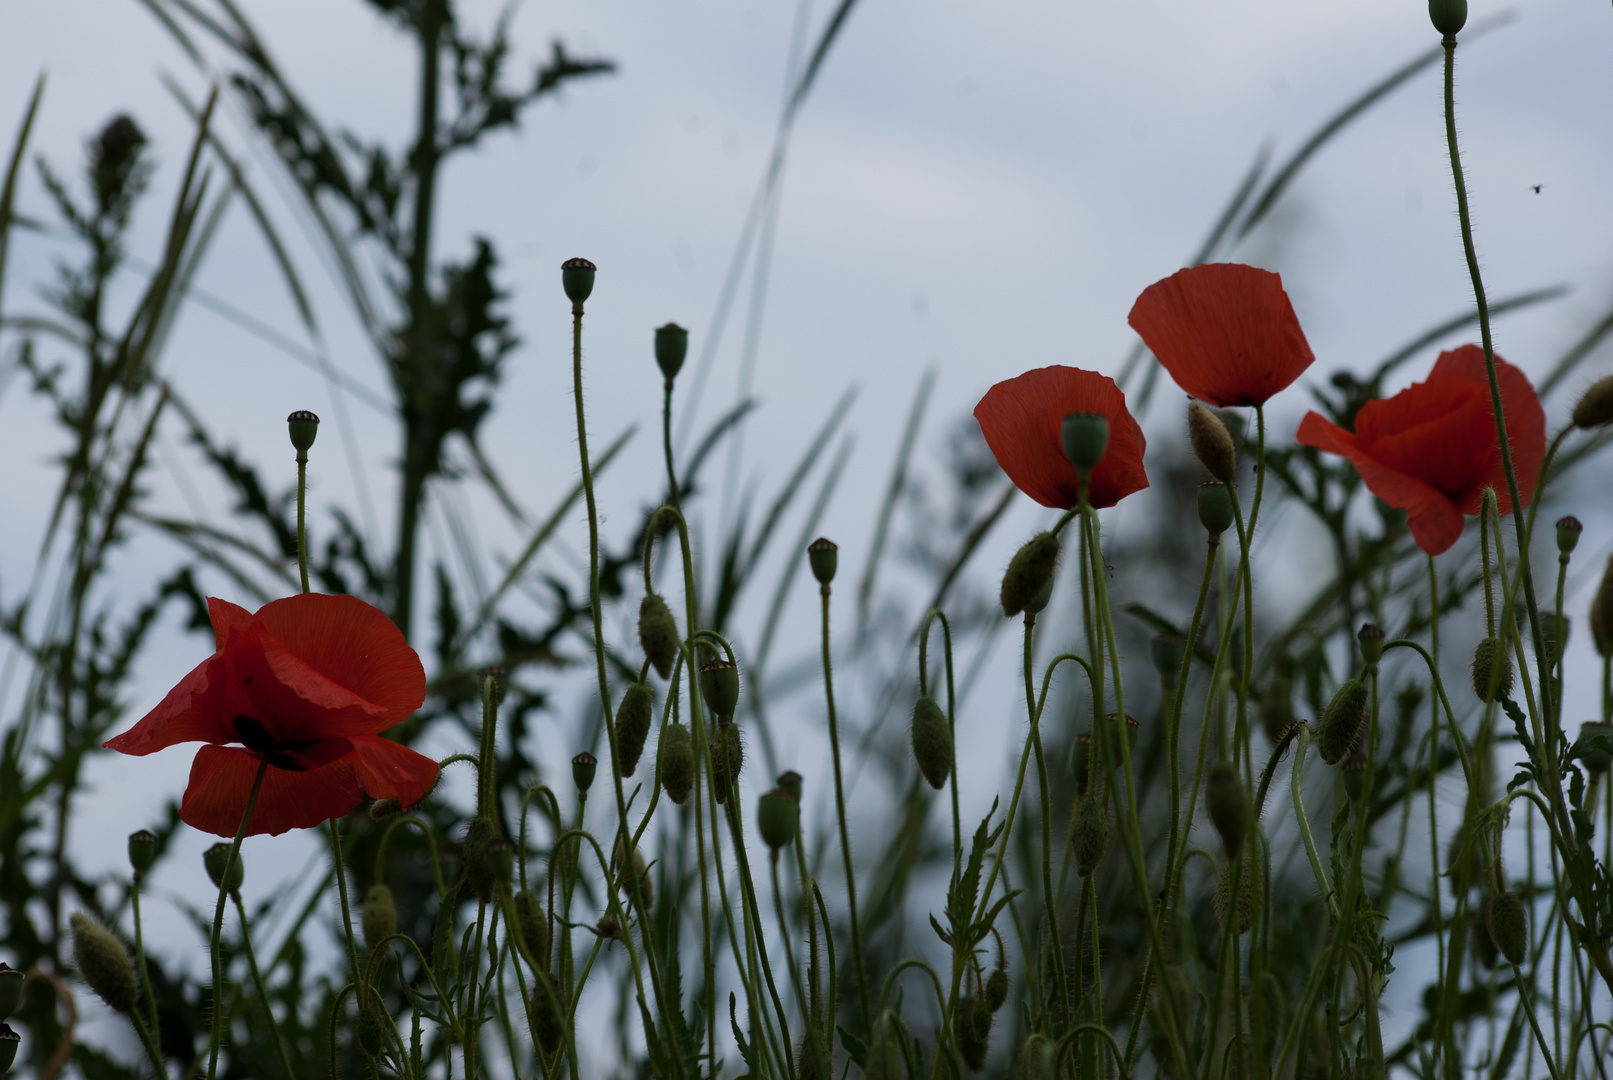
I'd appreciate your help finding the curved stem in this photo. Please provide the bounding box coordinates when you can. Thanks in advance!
[819,582,872,1032]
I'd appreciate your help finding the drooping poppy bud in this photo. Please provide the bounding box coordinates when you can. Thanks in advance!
[571,752,598,795]
[1070,795,1109,876]
[486,837,515,891]
[1060,412,1109,472]
[955,995,991,1071]
[1485,891,1527,965]
[612,838,654,909]
[1470,637,1514,702]
[616,682,654,777]
[1428,0,1467,36]
[1318,679,1369,765]
[1197,481,1234,537]
[357,1001,388,1057]
[1470,908,1500,968]
[1205,760,1248,860]
[1020,1033,1056,1080]
[286,409,320,453]
[1571,375,1613,430]
[757,790,800,852]
[1000,532,1059,618]
[1592,555,1613,659]
[561,257,596,310]
[0,964,22,1021]
[660,725,695,805]
[1574,721,1613,774]
[1556,515,1582,555]
[910,695,952,790]
[530,972,567,1054]
[807,537,839,586]
[1260,678,1295,744]
[369,797,404,822]
[655,323,689,381]
[698,659,740,719]
[1187,401,1237,482]
[203,842,244,894]
[513,889,552,969]
[362,884,398,951]
[70,914,137,1014]
[709,721,744,804]
[984,967,1009,1012]
[461,818,498,903]
[1212,849,1263,936]
[638,594,680,680]
[776,770,803,801]
[127,830,158,880]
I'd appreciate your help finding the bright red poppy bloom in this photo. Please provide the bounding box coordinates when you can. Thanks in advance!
[1296,345,1545,556]
[105,593,436,837]
[1127,263,1315,408]
[974,366,1148,509]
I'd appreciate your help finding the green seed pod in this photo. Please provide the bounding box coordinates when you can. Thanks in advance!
[369,796,403,822]
[69,914,137,1013]
[461,818,498,903]
[1187,400,1237,482]
[561,256,596,309]
[1071,795,1109,876]
[361,884,397,951]
[0,964,22,1022]
[776,770,803,801]
[1151,633,1186,683]
[984,968,1009,1012]
[571,752,598,795]
[1260,677,1295,745]
[1572,375,1613,430]
[286,409,320,453]
[1575,721,1613,774]
[637,594,679,680]
[1205,760,1248,861]
[1019,1032,1056,1080]
[1318,679,1369,765]
[1470,907,1500,969]
[807,537,839,586]
[757,790,800,851]
[1470,637,1515,702]
[1556,515,1582,555]
[709,721,744,804]
[356,1001,388,1057]
[699,659,741,719]
[530,972,567,1054]
[655,322,689,381]
[1061,412,1110,472]
[1485,891,1528,965]
[796,1026,832,1080]
[660,724,695,805]
[1428,0,1467,37]
[513,889,552,969]
[1197,481,1235,536]
[203,842,244,894]
[616,682,654,776]
[127,830,158,880]
[1357,623,1385,666]
[1000,531,1060,618]
[0,1022,16,1074]
[910,694,953,789]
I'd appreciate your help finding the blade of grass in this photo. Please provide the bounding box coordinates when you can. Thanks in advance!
[744,385,858,577]
[923,481,1017,620]
[0,74,45,319]
[857,368,935,631]
[1539,304,1613,400]
[1369,285,1569,386]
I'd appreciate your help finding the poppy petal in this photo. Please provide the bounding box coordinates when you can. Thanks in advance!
[1128,263,1315,408]
[345,735,440,808]
[223,623,394,744]
[103,653,235,755]
[1428,345,1546,514]
[252,594,425,729]
[208,597,254,651]
[180,744,362,838]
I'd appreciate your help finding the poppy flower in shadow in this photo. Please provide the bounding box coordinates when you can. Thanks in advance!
[105,593,436,837]
[974,365,1148,509]
[1296,345,1545,556]
[1128,263,1315,407]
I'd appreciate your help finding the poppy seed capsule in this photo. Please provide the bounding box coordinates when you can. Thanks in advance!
[698,659,740,719]
[615,682,654,777]
[655,322,688,381]
[1187,400,1237,482]
[1151,633,1186,682]
[128,830,158,879]
[1571,375,1613,430]
[1197,481,1235,536]
[637,594,679,680]
[757,789,800,851]
[1556,515,1582,555]
[1318,679,1369,765]
[1000,531,1060,618]
[1205,760,1248,860]
[0,1022,16,1074]
[0,964,23,1021]
[1470,637,1514,702]
[1428,0,1466,36]
[1357,623,1385,665]
[1071,795,1109,876]
[984,968,1008,1012]
[70,914,137,1013]
[776,770,803,801]
[910,694,953,790]
[362,884,398,950]
[571,752,598,794]
[561,256,596,308]
[807,537,839,586]
[203,842,244,893]
[461,818,498,902]
[660,724,695,804]
[1060,412,1110,472]
[513,889,552,969]
[286,409,320,453]
[1485,891,1528,965]
[709,721,744,804]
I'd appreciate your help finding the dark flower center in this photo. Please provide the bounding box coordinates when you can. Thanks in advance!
[232,715,321,772]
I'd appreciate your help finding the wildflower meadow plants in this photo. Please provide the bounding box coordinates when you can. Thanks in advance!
[3,1,1613,1079]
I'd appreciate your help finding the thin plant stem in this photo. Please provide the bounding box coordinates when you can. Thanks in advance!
[206,757,269,1080]
[296,448,310,594]
[231,890,296,1079]
[131,873,160,1042]
[1023,612,1070,1022]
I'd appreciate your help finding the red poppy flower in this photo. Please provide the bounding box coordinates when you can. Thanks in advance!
[974,366,1148,509]
[1296,345,1545,556]
[105,593,435,837]
[1127,263,1316,407]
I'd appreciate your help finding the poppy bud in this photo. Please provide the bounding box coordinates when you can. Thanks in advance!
[1020,1033,1056,1080]
[910,694,953,789]
[1341,727,1369,801]
[480,665,507,706]
[530,972,566,1054]
[655,322,688,381]
[1212,852,1262,936]
[1318,679,1368,765]
[487,837,515,890]
[1428,0,1466,37]
[1470,637,1514,702]
[571,752,598,795]
[757,790,799,851]
[561,257,596,310]
[613,839,654,909]
[1470,908,1500,968]
[807,537,838,586]
[0,1022,16,1074]
[286,409,320,453]
[203,842,244,894]
[128,830,157,880]
[1070,795,1109,876]
[1571,375,1613,430]
[709,721,744,804]
[797,1028,832,1080]
[362,884,397,950]
[1574,721,1613,774]
[1187,401,1237,482]
[461,818,498,902]
[955,995,990,1071]
[369,796,403,822]
[1357,623,1385,666]
[637,594,679,680]
[1593,555,1613,658]
[1485,891,1527,965]
[1260,678,1295,744]
[660,724,695,804]
[616,682,654,777]
[1541,614,1568,667]
[513,889,552,969]
[776,770,803,801]
[1205,760,1248,860]
[1556,515,1582,555]
[357,1001,388,1057]
[984,968,1009,1012]
[698,659,740,719]
[1151,633,1185,682]
[1061,412,1109,472]
[1023,575,1054,617]
[1000,531,1060,618]
[1197,481,1234,536]
[864,1014,908,1080]
[0,964,21,1021]
[69,914,137,1013]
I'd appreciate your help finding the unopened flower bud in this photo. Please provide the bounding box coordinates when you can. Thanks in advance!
[1070,795,1109,876]
[286,409,320,453]
[757,790,800,851]
[1020,1033,1056,1080]
[1485,891,1527,965]
[910,695,953,790]
[698,659,740,719]
[709,721,744,804]
[1593,555,1613,659]
[513,889,552,969]
[0,964,21,1022]
[1470,908,1500,968]
[1213,852,1262,936]
[530,972,567,1054]
[612,839,654,909]
[655,322,688,381]
[369,796,403,822]
[1187,401,1237,482]
[1260,678,1295,744]
[362,884,398,950]
[1575,721,1613,774]
[572,752,598,795]
[1000,532,1060,618]
[616,682,654,777]
[776,770,803,801]
[70,914,137,1014]
[461,818,498,902]
[637,594,679,680]
[1470,637,1514,702]
[1571,375,1613,430]
[1357,623,1385,666]
[203,842,244,894]
[1428,0,1467,37]
[487,837,515,889]
[128,830,157,879]
[1556,515,1582,555]
[660,724,695,805]
[1205,760,1248,860]
[984,968,1008,1012]
[807,537,839,586]
[1197,481,1234,537]
[1318,679,1368,765]
[1151,633,1185,682]
[561,257,596,310]
[1061,412,1109,472]
[357,1001,388,1057]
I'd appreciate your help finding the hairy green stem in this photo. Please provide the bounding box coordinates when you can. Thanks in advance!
[206,757,268,1080]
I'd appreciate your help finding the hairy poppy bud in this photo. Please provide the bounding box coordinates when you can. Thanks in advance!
[486,837,515,890]
[461,818,498,903]
[910,694,953,789]
[1260,678,1295,744]
[530,972,567,1054]
[699,659,740,719]
[864,1013,908,1080]
[128,830,157,880]
[1197,481,1234,537]
[1187,401,1237,482]
[660,724,695,804]
[776,770,803,801]
[1593,555,1613,659]
[1071,795,1109,876]
[638,594,680,680]
[0,1022,16,1074]
[1020,1033,1056,1080]
[1485,891,1527,965]
[369,796,403,822]
[362,884,397,950]
[1470,637,1514,702]
[0,964,21,1021]
[286,409,320,453]
[1575,721,1613,774]
[807,537,838,586]
[203,842,244,894]
[797,1027,832,1080]
[757,790,800,851]
[1213,851,1262,936]
[655,322,688,381]
[984,968,1009,1012]
[1572,375,1613,430]
[1470,908,1499,968]
[1341,727,1369,801]
[357,1001,388,1057]
[1001,532,1060,618]
[513,889,552,969]
[1061,412,1109,472]
[1357,623,1385,666]
[1318,679,1369,765]
[955,995,991,1071]
[1152,633,1186,682]
[616,682,654,777]
[1428,0,1466,37]
[709,721,744,804]
[561,257,596,310]
[1556,515,1582,555]
[1205,760,1248,860]
[571,752,598,795]
[612,839,654,909]
[70,914,137,1013]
